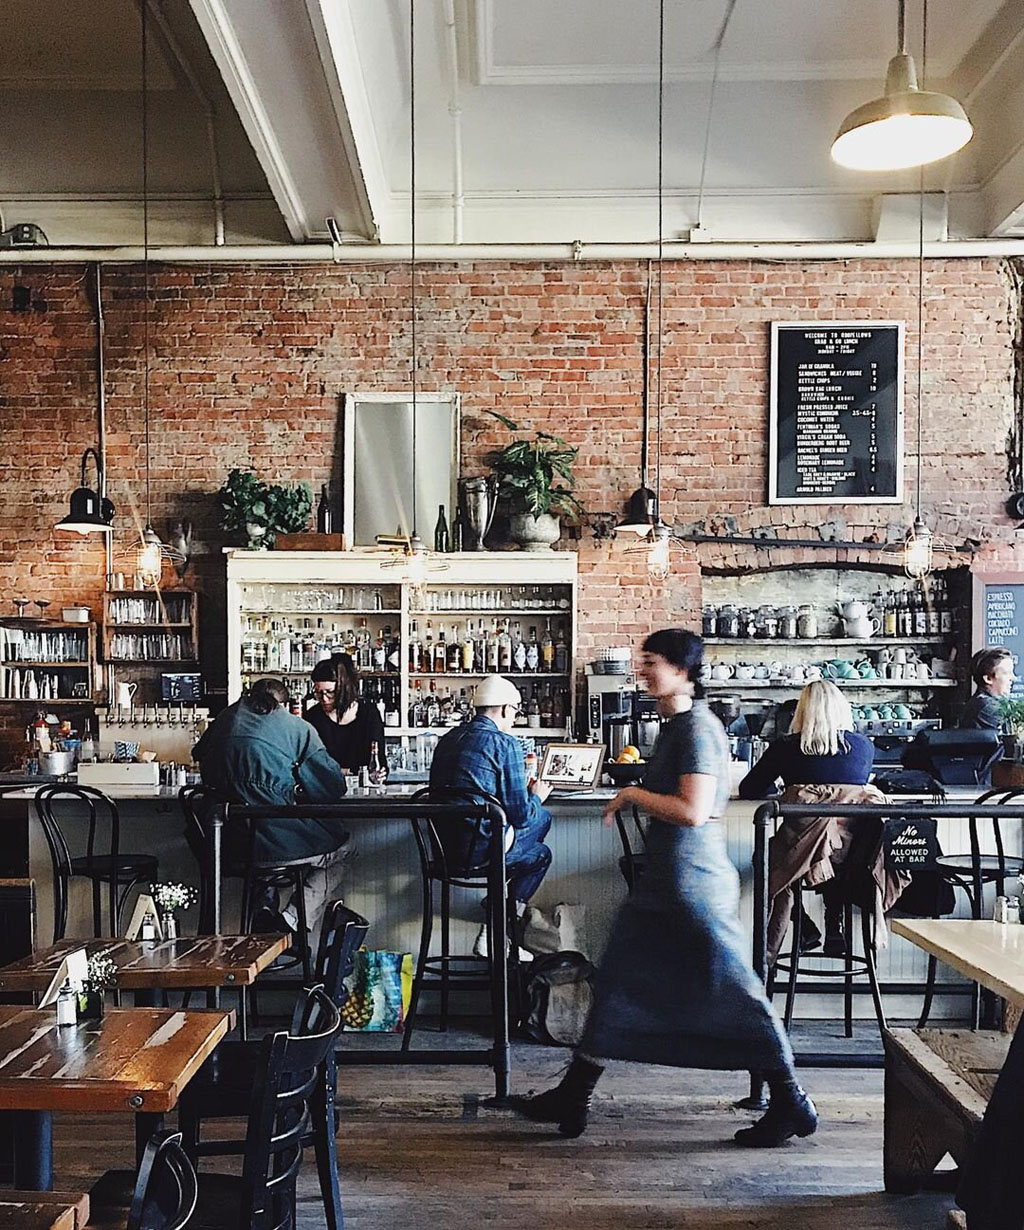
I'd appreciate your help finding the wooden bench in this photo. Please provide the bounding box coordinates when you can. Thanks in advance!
[883,1027,1010,1193]
[0,1191,88,1230]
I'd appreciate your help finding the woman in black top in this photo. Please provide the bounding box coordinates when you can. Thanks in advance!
[305,654,388,777]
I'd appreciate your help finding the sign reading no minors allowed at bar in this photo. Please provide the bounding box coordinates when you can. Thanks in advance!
[769,322,903,505]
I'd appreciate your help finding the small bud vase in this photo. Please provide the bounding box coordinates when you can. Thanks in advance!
[162,914,178,940]
[78,990,104,1021]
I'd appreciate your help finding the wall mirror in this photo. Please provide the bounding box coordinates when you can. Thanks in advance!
[342,393,460,546]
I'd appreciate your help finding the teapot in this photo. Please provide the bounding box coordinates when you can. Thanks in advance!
[734,663,756,681]
[709,662,734,681]
[824,659,857,680]
[836,599,873,623]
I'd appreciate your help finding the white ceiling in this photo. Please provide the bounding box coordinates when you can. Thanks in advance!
[1,0,1023,248]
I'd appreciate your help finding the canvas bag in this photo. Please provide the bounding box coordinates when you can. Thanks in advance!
[522,951,595,1047]
[522,902,587,959]
[341,948,413,1032]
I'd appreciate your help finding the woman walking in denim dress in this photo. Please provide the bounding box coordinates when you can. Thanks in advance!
[512,628,817,1147]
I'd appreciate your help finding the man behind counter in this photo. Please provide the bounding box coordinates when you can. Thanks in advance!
[193,678,349,937]
[959,647,1015,729]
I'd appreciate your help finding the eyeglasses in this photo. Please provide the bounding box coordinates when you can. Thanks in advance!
[314,687,336,698]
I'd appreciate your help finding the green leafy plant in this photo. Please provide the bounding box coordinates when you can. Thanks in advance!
[486,410,583,521]
[999,697,1024,737]
[217,469,312,549]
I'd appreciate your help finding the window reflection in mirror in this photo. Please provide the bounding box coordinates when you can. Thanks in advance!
[342,393,460,547]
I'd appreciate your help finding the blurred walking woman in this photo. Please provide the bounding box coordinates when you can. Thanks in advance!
[306,653,388,777]
[512,628,817,1147]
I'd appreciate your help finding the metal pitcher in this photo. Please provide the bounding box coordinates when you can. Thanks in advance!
[459,476,497,551]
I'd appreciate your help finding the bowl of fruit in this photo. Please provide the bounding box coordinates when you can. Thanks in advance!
[605,746,646,784]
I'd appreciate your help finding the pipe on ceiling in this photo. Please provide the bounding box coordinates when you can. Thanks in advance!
[442,0,464,245]
[3,238,1024,264]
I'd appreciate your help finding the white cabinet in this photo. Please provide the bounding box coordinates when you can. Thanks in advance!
[225,550,577,739]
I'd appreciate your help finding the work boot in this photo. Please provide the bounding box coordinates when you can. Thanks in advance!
[734,1084,818,1147]
[822,904,846,957]
[509,1055,604,1138]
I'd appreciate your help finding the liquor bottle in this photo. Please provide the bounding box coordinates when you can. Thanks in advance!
[315,618,331,662]
[526,686,541,729]
[357,618,372,670]
[939,577,953,636]
[925,582,941,635]
[526,626,540,672]
[434,504,450,553]
[487,621,500,671]
[278,625,292,673]
[433,626,448,674]
[498,620,513,671]
[266,622,280,672]
[367,741,387,789]
[408,622,422,672]
[373,629,386,671]
[897,590,913,637]
[408,680,423,727]
[462,622,475,672]
[426,682,441,727]
[474,625,487,673]
[385,626,401,671]
[316,484,333,534]
[882,591,897,638]
[303,620,316,671]
[513,622,527,672]
[913,582,928,636]
[451,506,464,552]
[384,679,400,726]
[448,624,463,672]
[552,686,567,728]
[539,684,554,728]
[423,621,434,673]
[541,619,555,671]
[554,624,568,673]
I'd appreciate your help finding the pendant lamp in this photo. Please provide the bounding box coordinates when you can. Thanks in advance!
[56,446,115,534]
[831,0,971,172]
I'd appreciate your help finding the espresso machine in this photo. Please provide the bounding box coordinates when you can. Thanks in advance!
[587,672,661,759]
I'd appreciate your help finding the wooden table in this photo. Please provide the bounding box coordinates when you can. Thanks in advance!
[890,919,1024,1009]
[0,1006,231,1191]
[0,1192,88,1230]
[0,934,290,993]
[884,919,1023,1194]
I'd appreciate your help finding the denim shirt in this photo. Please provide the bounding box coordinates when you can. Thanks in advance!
[430,715,549,840]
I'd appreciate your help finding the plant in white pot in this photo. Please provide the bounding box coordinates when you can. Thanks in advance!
[486,412,582,551]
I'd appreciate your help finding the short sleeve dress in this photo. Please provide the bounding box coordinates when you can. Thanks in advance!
[580,699,793,1072]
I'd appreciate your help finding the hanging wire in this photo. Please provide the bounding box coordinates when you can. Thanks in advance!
[655,0,664,523]
[916,0,928,519]
[694,0,736,231]
[141,0,152,526]
[409,0,418,539]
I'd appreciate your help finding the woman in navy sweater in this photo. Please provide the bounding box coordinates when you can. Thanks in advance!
[739,680,873,955]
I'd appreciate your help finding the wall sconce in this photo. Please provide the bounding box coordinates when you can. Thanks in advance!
[55,447,114,535]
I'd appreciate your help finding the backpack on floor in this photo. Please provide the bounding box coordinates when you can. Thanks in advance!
[523,951,595,1047]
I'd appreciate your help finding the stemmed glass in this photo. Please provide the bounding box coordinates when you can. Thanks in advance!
[33,600,50,621]
[13,598,29,619]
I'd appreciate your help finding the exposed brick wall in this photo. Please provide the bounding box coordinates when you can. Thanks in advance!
[0,257,1019,763]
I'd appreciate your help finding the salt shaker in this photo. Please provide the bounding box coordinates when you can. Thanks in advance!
[56,979,77,1027]
[994,895,1010,923]
[1007,896,1021,926]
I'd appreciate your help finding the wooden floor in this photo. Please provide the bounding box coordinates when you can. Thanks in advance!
[52,1025,957,1229]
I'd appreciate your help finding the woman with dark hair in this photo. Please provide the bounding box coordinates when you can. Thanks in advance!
[306,653,388,777]
[512,628,816,1148]
[959,646,1015,729]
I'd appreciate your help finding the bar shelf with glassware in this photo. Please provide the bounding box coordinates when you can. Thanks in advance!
[0,621,98,702]
[704,636,949,647]
[102,591,199,663]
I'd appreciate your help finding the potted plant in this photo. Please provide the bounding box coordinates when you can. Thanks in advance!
[78,953,117,1021]
[217,468,313,550]
[152,882,198,940]
[486,411,583,551]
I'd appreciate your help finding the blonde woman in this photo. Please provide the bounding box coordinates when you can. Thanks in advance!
[739,680,874,956]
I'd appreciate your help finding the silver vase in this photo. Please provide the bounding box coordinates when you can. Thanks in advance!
[459,476,497,551]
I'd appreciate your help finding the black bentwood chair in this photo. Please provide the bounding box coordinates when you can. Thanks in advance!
[403,786,520,1045]
[177,904,368,1230]
[127,1130,199,1230]
[35,784,158,940]
[94,986,343,1230]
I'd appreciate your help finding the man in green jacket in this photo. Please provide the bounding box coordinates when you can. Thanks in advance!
[193,678,350,936]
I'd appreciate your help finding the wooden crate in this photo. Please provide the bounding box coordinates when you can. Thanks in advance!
[275,533,348,551]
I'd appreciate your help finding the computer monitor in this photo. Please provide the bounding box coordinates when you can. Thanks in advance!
[901,728,1003,786]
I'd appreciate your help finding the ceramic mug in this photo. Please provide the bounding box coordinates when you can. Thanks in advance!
[861,706,880,721]
[804,665,822,681]
[892,703,913,719]
[825,660,856,680]
[855,660,878,679]
[789,665,807,684]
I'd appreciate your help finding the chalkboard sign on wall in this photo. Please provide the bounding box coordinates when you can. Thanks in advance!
[973,573,1024,696]
[769,322,903,505]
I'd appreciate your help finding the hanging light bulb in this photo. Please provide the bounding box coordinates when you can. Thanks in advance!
[137,524,163,587]
[646,522,671,582]
[831,0,971,172]
[903,517,933,579]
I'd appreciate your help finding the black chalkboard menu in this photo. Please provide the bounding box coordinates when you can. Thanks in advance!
[973,573,1024,696]
[769,322,903,504]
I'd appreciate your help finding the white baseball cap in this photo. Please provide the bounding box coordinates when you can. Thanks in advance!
[473,675,523,709]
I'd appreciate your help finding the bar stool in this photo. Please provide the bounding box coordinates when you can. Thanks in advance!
[402,786,519,1047]
[613,805,648,890]
[35,784,158,940]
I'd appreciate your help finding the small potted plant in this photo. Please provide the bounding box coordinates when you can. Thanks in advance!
[217,468,313,550]
[486,411,583,551]
[151,882,198,940]
[78,953,117,1021]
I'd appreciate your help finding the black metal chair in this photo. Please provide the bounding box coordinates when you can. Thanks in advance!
[94,985,343,1230]
[180,784,319,985]
[127,1130,198,1230]
[916,787,1024,1028]
[177,903,368,1230]
[613,806,648,890]
[403,786,518,1046]
[35,784,158,940]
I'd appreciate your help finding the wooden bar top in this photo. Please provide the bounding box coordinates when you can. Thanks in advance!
[892,918,1024,1009]
[0,934,290,992]
[0,1192,88,1230]
[0,1006,231,1114]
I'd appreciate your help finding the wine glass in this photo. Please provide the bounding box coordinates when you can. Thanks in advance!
[12,598,29,619]
[33,600,51,620]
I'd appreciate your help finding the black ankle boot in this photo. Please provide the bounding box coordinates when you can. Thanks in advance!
[823,905,846,957]
[734,1085,818,1148]
[510,1056,604,1138]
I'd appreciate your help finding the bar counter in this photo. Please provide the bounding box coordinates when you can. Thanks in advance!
[0,778,1003,1020]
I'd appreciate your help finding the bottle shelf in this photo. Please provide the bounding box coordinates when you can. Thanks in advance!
[243,609,402,618]
[106,622,193,630]
[411,608,570,618]
[243,669,400,679]
[704,637,950,647]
